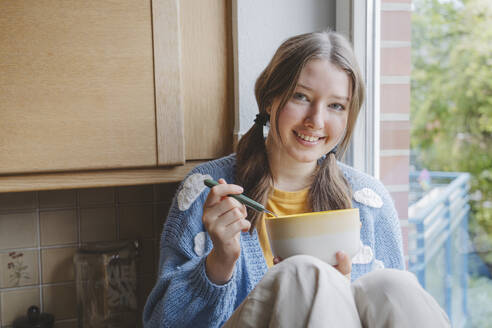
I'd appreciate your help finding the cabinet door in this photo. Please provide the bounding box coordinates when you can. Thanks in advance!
[155,0,234,163]
[180,0,234,160]
[0,0,159,174]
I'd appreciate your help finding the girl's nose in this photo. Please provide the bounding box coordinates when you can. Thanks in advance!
[303,102,324,129]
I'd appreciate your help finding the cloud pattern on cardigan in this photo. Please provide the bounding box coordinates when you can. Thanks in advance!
[353,188,383,208]
[177,173,212,211]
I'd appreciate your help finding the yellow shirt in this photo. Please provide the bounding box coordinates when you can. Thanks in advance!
[257,187,311,267]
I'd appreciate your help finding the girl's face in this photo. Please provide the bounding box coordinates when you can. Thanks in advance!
[267,59,351,165]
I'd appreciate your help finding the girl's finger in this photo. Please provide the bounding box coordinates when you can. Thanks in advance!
[273,256,284,265]
[205,201,246,234]
[204,182,244,208]
[204,196,244,225]
[212,206,247,230]
[222,218,251,240]
[218,179,228,200]
[334,251,352,276]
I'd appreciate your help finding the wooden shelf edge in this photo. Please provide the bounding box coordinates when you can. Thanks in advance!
[0,162,204,193]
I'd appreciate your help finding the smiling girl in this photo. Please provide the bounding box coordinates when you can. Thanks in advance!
[144,30,450,328]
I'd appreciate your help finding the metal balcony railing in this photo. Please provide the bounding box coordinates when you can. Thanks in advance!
[408,171,471,328]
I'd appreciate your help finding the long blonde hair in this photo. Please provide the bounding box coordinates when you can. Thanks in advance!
[236,30,365,231]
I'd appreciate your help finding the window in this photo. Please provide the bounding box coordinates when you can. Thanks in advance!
[347,0,492,326]
[409,1,492,326]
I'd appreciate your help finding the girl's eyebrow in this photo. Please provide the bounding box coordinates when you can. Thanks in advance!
[332,95,350,103]
[297,83,349,102]
[297,83,313,91]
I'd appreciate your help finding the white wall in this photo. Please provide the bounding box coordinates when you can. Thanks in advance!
[232,0,336,139]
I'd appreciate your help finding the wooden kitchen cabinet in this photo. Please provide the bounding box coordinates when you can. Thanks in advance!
[0,0,233,181]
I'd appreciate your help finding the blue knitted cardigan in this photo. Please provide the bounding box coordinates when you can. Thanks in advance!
[143,154,404,328]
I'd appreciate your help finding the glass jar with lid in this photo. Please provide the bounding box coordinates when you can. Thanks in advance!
[74,240,139,328]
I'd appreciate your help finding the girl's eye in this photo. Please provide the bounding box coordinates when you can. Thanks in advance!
[293,92,308,102]
[328,103,345,111]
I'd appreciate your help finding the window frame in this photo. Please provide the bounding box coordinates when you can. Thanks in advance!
[336,0,381,179]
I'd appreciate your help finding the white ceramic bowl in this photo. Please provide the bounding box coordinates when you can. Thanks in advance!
[265,208,361,265]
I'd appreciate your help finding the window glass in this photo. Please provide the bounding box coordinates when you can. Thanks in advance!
[409,1,492,327]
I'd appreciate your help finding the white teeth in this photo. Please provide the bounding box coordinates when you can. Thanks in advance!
[297,132,320,142]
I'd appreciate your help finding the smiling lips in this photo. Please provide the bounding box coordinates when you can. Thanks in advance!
[294,131,325,143]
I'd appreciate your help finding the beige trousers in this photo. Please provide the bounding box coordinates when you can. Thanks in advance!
[223,255,450,328]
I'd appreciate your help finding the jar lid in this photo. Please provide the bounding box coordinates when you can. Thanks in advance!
[77,240,139,254]
[13,306,54,328]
